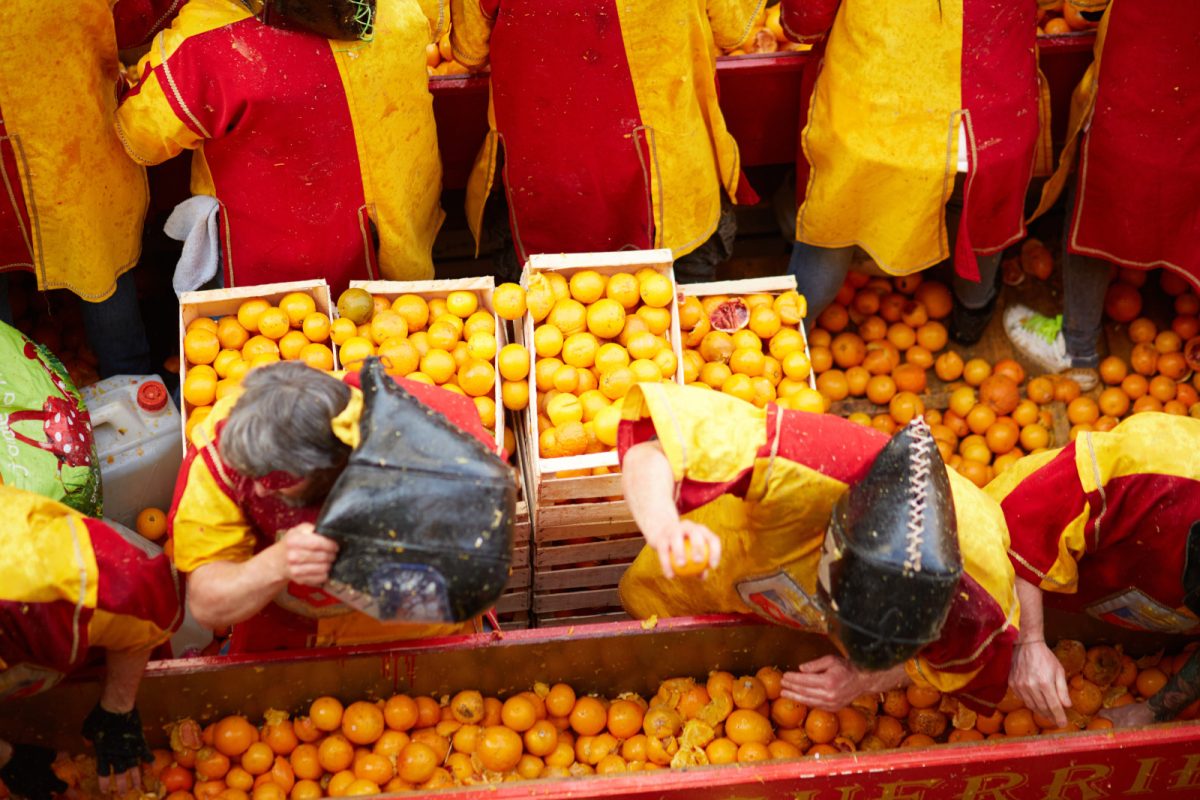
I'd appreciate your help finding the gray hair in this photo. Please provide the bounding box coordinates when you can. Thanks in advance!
[220,362,353,477]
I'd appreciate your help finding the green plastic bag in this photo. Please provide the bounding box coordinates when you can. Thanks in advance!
[0,321,101,515]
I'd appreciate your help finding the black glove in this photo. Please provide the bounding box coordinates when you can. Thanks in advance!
[0,744,67,800]
[81,704,152,779]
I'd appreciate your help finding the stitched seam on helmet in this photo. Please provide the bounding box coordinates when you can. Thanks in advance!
[903,419,932,573]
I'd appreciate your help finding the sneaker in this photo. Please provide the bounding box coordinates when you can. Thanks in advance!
[1003,305,1098,391]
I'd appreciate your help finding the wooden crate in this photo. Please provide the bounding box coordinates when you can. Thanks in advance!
[178,280,333,452]
[516,250,682,626]
[681,274,817,391]
[494,411,533,629]
[346,277,504,454]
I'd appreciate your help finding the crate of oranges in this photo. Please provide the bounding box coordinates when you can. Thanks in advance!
[331,277,507,456]
[178,280,336,451]
[511,249,683,627]
[679,276,818,411]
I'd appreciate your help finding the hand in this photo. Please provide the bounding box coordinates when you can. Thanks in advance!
[0,744,67,800]
[1099,701,1155,729]
[781,655,872,711]
[1009,640,1071,728]
[279,523,339,586]
[81,705,151,794]
[644,519,721,579]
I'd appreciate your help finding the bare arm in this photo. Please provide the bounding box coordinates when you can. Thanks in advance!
[621,441,721,578]
[187,524,337,630]
[781,656,910,710]
[100,649,151,714]
[1008,576,1071,727]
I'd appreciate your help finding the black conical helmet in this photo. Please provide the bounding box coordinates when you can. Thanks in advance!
[316,358,516,622]
[821,418,962,670]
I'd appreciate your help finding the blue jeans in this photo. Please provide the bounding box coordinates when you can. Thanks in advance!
[81,271,153,378]
[787,244,1002,323]
[1060,183,1109,368]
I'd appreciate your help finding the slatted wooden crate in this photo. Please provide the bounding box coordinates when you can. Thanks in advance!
[346,277,505,454]
[516,250,683,627]
[681,275,817,391]
[494,411,533,629]
[178,280,333,452]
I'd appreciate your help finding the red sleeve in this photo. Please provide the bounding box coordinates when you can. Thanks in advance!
[342,372,502,457]
[84,519,186,640]
[780,0,842,43]
[997,443,1088,585]
[917,573,1019,712]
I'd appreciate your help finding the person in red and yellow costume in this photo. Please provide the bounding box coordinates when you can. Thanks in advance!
[986,414,1200,729]
[169,361,507,653]
[1006,0,1200,390]
[780,0,1041,343]
[114,0,446,296]
[0,0,159,376]
[1,485,184,799]
[618,383,1019,712]
[449,0,763,283]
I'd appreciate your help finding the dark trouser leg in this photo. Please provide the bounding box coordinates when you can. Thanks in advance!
[787,243,854,328]
[674,198,737,285]
[1060,183,1109,368]
[80,271,153,377]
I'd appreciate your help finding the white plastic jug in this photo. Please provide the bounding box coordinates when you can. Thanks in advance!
[82,376,183,529]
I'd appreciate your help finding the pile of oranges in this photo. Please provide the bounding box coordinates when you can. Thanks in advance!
[1038,1,1103,36]
[49,640,1196,800]
[677,289,822,413]
[520,268,678,460]
[328,287,514,449]
[425,25,469,77]
[181,293,335,442]
[720,5,810,56]
[804,264,1200,487]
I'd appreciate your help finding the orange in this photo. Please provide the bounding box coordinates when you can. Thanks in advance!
[729,347,766,377]
[185,328,221,366]
[477,726,523,773]
[1002,709,1037,737]
[731,676,767,709]
[368,310,407,346]
[498,343,531,381]
[417,349,454,384]
[492,283,526,321]
[1019,423,1049,451]
[500,695,538,733]
[966,404,997,435]
[962,358,992,387]
[457,359,496,397]
[545,684,576,718]
[501,380,530,411]
[187,316,219,334]
[444,290,478,319]
[241,743,274,775]
[136,507,168,541]
[329,318,358,347]
[395,742,437,785]
[316,735,353,773]
[569,697,608,736]
[384,294,427,333]
[816,370,850,402]
[523,721,558,758]
[547,299,588,337]
[214,717,258,758]
[636,305,672,336]
[748,306,782,340]
[569,270,607,304]
[213,349,243,379]
[639,273,672,308]
[599,366,635,400]
[383,696,418,732]
[279,293,317,327]
[310,697,344,732]
[278,331,309,361]
[605,273,640,310]
[342,702,384,746]
[888,391,924,425]
[892,363,927,394]
[935,351,964,382]
[237,299,271,333]
[782,350,811,381]
[294,343,332,372]
[605,700,644,739]
[562,333,599,369]
[217,317,251,351]
[338,336,375,370]
[257,308,290,341]
[184,365,219,407]
[1149,375,1178,403]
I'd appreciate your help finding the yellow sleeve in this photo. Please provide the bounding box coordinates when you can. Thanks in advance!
[449,0,495,69]
[171,448,257,573]
[620,382,767,489]
[706,0,765,52]
[114,29,208,165]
